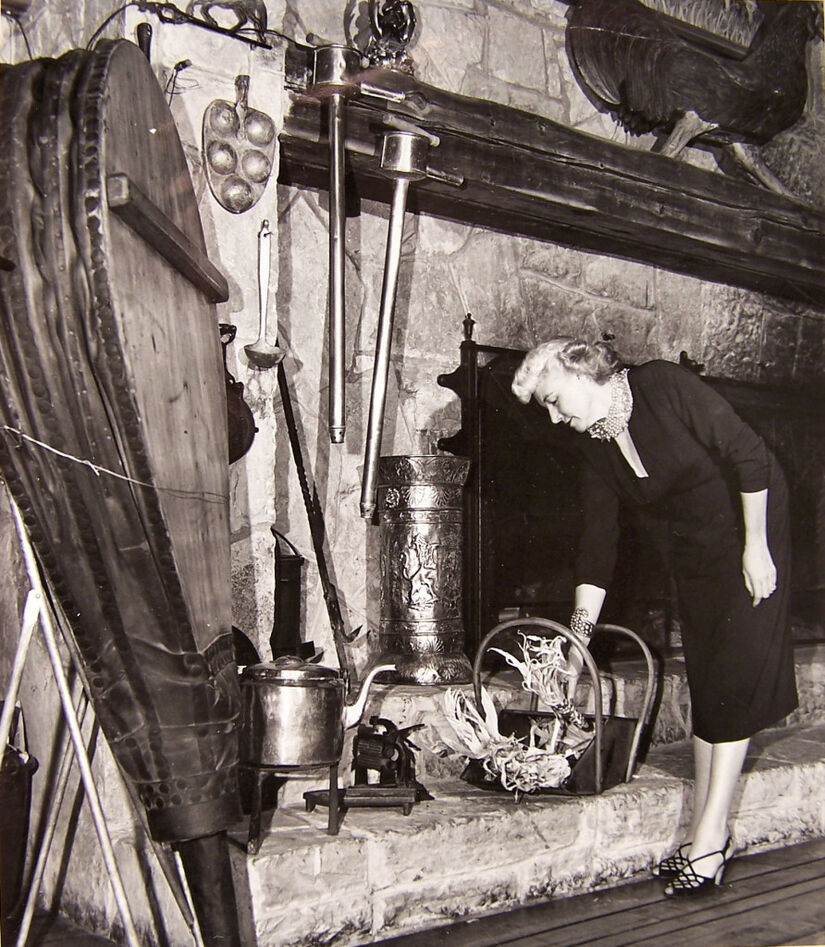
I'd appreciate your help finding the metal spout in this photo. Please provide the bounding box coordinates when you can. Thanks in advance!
[343,662,396,729]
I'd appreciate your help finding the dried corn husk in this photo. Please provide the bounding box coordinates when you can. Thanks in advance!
[489,633,571,708]
[434,632,595,794]
[485,742,571,793]
[436,686,508,758]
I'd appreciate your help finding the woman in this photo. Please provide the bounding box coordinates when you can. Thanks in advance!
[511,338,798,896]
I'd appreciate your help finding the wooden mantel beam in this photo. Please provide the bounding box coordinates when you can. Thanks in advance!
[279,65,825,306]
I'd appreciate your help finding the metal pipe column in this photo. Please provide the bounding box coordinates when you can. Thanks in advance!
[311,45,361,444]
[360,175,410,518]
[360,131,430,519]
[328,91,347,442]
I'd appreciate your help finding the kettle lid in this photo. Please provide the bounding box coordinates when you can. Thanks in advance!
[241,656,340,683]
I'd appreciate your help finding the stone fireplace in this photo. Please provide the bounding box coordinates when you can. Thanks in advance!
[1,0,825,942]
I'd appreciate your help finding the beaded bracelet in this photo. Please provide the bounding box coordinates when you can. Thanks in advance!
[555,697,590,731]
[569,607,594,640]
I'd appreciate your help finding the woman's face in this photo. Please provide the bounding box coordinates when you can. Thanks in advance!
[533,363,604,432]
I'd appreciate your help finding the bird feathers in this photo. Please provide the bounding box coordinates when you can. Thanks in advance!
[566,0,819,149]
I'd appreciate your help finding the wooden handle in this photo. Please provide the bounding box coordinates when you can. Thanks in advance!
[106,173,229,302]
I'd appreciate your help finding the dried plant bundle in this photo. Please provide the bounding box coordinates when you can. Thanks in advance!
[435,633,595,794]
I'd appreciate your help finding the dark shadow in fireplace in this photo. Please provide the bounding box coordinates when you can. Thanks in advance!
[439,341,825,660]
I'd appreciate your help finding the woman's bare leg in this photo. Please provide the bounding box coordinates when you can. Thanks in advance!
[688,736,713,840]
[684,736,749,878]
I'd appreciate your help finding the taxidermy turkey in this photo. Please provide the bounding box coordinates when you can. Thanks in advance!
[564,0,822,194]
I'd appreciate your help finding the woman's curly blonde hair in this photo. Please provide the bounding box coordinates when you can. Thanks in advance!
[511,338,622,404]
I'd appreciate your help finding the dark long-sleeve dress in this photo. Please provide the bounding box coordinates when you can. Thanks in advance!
[575,360,798,743]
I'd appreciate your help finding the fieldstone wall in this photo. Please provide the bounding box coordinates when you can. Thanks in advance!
[270,0,825,672]
[5,0,823,695]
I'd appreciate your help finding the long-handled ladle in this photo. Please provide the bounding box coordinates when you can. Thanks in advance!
[244,219,285,369]
[359,122,464,520]
[311,44,362,443]
[360,129,431,519]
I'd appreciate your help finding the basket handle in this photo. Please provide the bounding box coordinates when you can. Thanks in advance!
[593,623,656,783]
[472,617,604,794]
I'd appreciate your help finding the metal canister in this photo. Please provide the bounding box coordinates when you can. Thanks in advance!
[377,455,473,683]
[269,528,305,659]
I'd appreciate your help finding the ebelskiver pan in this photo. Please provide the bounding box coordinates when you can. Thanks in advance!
[202,73,275,214]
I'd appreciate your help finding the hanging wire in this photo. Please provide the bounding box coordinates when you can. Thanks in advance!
[1,424,228,504]
[86,0,303,53]
[164,57,192,105]
[2,8,34,60]
[86,1,139,48]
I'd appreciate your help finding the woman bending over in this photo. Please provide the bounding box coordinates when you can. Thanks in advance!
[511,338,797,896]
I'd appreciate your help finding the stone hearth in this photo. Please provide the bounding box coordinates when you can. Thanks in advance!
[227,644,825,946]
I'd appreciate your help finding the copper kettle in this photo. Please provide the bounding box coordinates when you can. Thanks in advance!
[239,657,396,766]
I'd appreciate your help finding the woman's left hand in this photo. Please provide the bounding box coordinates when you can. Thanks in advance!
[742,542,777,607]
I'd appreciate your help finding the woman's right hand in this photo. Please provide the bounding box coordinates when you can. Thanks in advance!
[567,583,605,696]
[740,490,776,607]
[742,540,777,607]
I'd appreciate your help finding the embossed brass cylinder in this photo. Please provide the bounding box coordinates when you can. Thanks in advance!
[377,455,473,684]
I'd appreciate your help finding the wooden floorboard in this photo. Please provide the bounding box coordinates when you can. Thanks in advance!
[642,887,825,947]
[543,865,825,946]
[590,879,825,947]
[380,839,825,947]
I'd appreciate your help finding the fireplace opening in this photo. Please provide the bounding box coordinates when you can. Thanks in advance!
[439,342,825,659]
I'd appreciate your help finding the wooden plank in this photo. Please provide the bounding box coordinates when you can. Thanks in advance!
[606,877,825,947]
[454,869,825,947]
[497,878,800,946]
[280,136,823,305]
[106,173,229,303]
[516,856,825,946]
[640,888,825,947]
[279,72,825,305]
[380,840,825,946]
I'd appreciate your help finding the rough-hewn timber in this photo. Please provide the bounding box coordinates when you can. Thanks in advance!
[279,67,825,306]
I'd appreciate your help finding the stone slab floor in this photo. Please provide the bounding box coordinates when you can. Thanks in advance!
[30,837,825,946]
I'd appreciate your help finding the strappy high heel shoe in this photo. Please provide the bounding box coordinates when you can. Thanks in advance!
[663,838,733,897]
[652,841,691,878]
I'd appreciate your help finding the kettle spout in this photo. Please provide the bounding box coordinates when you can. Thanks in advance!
[343,662,396,729]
